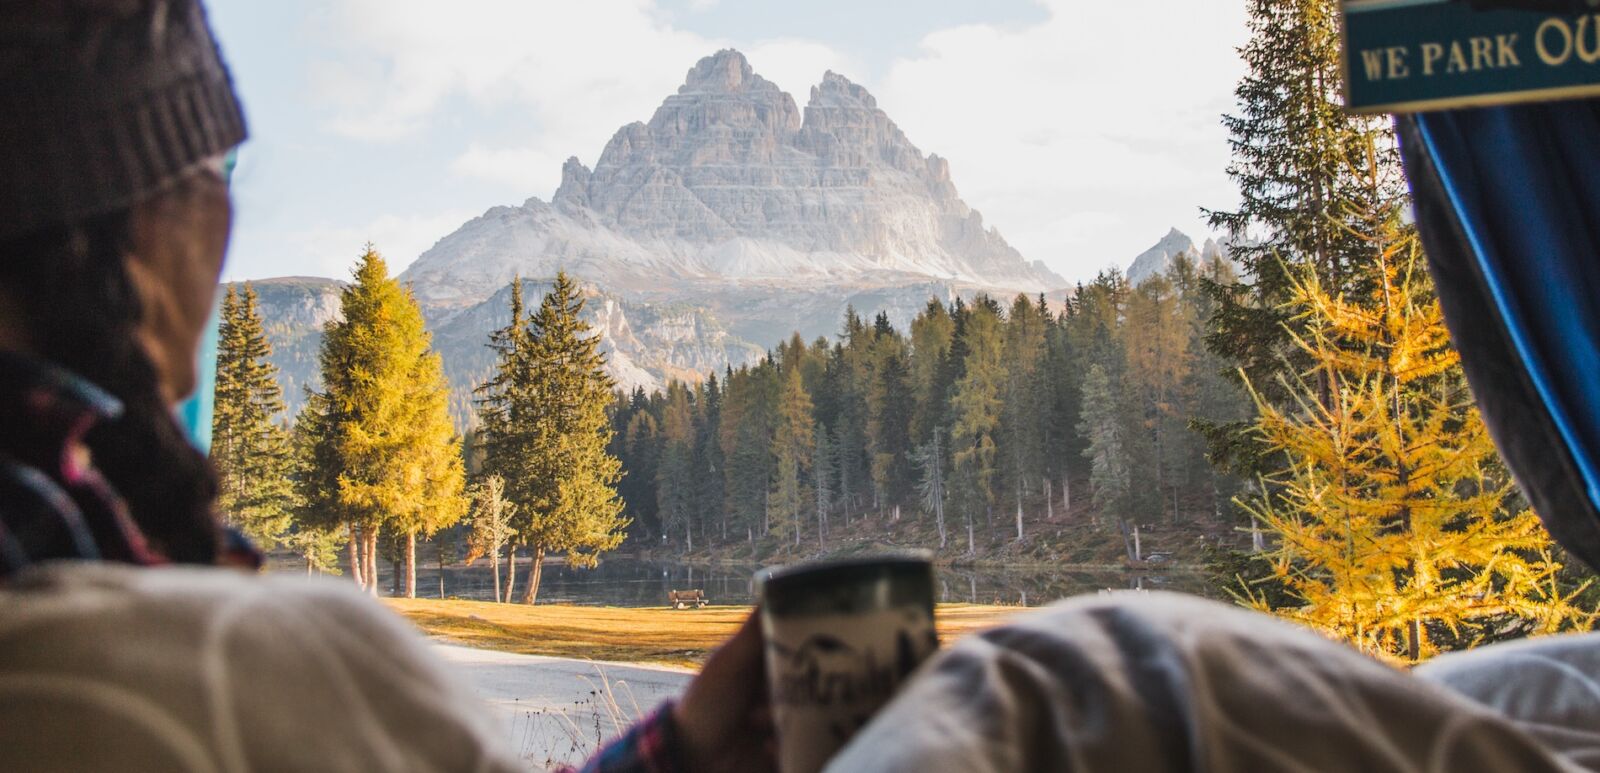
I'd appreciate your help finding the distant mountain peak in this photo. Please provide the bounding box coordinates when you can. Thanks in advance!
[810,70,877,109]
[680,48,770,95]
[403,48,1064,309]
[1127,228,1198,285]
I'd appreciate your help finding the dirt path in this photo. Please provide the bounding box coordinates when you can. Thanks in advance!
[434,644,689,771]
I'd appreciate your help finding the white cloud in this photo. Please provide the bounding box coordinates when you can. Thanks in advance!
[875,0,1249,278]
[276,210,481,280]
[310,0,711,144]
[450,145,560,192]
[315,0,848,201]
[269,0,1247,283]
[742,39,858,100]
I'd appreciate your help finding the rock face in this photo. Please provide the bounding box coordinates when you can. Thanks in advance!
[1125,229,1241,285]
[401,49,1064,312]
[242,278,763,422]
[246,277,345,416]
[1127,228,1199,285]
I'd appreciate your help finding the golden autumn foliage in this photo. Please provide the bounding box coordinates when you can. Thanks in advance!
[1239,217,1592,662]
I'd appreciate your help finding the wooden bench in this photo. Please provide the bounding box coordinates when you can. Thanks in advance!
[668,589,708,609]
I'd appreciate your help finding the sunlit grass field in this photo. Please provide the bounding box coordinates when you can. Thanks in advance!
[387,599,1025,669]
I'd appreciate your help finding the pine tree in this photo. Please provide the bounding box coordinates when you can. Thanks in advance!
[812,422,834,549]
[657,382,696,549]
[693,376,727,540]
[910,299,955,449]
[508,273,628,603]
[913,433,948,549]
[212,284,296,548]
[1204,0,1400,476]
[771,361,814,546]
[950,299,1004,553]
[296,245,467,596]
[1123,275,1193,521]
[722,361,778,542]
[391,331,468,598]
[280,525,346,575]
[868,335,915,520]
[624,410,662,540]
[1240,210,1591,662]
[1043,297,1080,518]
[1079,364,1135,560]
[1001,294,1049,540]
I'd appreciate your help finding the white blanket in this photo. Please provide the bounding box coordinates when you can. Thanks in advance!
[828,592,1596,773]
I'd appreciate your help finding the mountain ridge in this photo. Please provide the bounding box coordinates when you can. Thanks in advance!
[399,49,1065,315]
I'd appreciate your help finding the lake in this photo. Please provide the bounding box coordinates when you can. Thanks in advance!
[372,556,1220,608]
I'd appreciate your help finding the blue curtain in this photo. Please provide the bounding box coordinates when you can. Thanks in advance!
[1399,101,1600,569]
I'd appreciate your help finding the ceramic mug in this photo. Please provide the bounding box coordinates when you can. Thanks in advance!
[757,555,938,773]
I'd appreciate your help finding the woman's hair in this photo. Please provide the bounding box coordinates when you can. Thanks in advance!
[0,194,220,565]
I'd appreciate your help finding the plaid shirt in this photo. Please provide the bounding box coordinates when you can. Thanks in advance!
[0,352,165,574]
[560,704,684,773]
[0,352,259,575]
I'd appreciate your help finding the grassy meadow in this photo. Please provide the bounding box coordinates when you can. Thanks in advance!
[387,599,1025,669]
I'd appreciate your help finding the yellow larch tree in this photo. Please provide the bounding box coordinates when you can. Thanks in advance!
[1240,212,1591,662]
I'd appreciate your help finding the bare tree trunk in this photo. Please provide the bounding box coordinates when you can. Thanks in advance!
[1062,476,1070,516]
[348,523,364,588]
[404,531,417,599]
[521,546,546,604]
[1117,518,1137,562]
[1211,473,1222,522]
[1045,478,1054,520]
[1155,420,1166,522]
[437,540,445,600]
[1015,481,1024,541]
[504,543,518,603]
[365,528,379,596]
[966,509,975,554]
[490,545,502,603]
[817,498,826,550]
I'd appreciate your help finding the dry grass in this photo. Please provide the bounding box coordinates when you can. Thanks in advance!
[387,598,1024,669]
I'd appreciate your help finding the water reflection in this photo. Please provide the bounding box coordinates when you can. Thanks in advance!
[379,558,1217,607]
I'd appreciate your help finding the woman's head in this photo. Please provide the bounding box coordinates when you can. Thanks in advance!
[0,0,246,564]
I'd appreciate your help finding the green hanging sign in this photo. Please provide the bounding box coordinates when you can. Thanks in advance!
[1343,0,1600,113]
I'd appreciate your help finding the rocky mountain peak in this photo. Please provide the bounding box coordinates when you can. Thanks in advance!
[555,156,593,209]
[1128,228,1198,285]
[809,70,877,109]
[404,48,1066,310]
[680,48,763,95]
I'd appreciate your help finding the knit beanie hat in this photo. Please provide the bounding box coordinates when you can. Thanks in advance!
[0,0,247,242]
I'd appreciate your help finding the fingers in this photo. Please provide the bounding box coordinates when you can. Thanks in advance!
[673,609,776,772]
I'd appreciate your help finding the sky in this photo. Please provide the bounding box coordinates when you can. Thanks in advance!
[206,0,1249,285]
